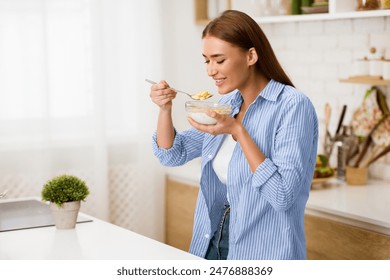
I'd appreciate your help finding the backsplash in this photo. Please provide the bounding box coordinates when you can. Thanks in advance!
[262,17,390,181]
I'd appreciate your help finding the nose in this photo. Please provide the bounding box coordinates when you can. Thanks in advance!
[207,63,217,77]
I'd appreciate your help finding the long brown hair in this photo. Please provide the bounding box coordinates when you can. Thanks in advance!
[202,10,294,87]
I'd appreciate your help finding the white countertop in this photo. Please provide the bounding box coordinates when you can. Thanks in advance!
[307,178,390,234]
[0,198,201,260]
[165,161,390,235]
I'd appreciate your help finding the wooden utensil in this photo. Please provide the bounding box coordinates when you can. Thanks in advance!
[335,105,347,136]
[324,103,332,157]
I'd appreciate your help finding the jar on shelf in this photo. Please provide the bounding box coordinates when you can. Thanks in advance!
[356,0,380,10]
[383,60,390,80]
[381,0,390,9]
[291,0,302,15]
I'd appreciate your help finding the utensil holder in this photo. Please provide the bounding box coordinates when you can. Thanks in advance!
[346,166,368,186]
[336,141,348,180]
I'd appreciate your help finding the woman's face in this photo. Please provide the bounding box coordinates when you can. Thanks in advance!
[202,35,253,94]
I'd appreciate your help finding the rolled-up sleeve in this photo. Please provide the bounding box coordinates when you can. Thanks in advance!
[250,94,318,212]
[152,128,204,166]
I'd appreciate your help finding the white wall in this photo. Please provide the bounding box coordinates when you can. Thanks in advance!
[160,1,390,181]
[264,18,390,180]
[160,0,218,131]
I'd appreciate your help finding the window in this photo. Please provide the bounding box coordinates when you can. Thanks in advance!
[0,0,95,144]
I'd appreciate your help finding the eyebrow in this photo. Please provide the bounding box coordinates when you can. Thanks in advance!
[202,53,225,58]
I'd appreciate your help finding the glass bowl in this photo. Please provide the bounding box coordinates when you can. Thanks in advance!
[185,101,232,125]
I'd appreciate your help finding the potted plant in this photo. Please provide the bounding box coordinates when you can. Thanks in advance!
[41,174,90,229]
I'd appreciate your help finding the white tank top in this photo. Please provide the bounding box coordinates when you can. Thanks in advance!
[212,135,236,185]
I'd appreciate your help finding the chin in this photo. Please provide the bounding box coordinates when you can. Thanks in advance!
[218,87,235,95]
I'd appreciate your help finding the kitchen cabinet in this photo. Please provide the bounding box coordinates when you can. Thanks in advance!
[165,164,390,259]
[194,0,390,24]
[165,177,199,252]
[305,214,390,259]
[306,179,390,259]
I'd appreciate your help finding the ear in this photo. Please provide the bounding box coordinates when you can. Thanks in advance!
[247,47,258,66]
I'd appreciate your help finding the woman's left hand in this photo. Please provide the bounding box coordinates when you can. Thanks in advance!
[187,110,239,136]
[189,110,265,172]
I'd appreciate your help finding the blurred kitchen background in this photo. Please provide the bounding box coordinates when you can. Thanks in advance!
[0,0,389,243]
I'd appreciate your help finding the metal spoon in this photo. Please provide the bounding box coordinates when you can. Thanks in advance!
[145,79,213,100]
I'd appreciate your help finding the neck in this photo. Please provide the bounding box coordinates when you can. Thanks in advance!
[239,73,269,107]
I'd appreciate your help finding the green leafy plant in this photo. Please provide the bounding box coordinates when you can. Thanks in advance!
[41,174,90,207]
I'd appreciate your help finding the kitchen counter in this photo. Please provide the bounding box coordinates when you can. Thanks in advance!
[307,178,390,235]
[0,197,201,260]
[165,161,390,235]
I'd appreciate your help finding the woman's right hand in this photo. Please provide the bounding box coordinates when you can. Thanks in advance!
[149,80,177,110]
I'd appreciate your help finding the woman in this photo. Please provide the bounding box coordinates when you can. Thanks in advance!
[149,10,318,260]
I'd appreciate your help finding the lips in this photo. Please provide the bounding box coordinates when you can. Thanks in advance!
[214,78,225,86]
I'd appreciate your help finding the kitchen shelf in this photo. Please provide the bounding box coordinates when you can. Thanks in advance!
[194,0,390,25]
[194,0,231,25]
[254,9,390,24]
[340,76,390,86]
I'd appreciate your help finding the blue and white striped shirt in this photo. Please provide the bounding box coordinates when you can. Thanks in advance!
[152,80,318,260]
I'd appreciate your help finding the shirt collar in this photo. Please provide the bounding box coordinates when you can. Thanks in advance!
[257,79,285,102]
[229,79,285,108]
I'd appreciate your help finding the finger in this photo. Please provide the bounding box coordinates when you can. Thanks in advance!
[150,88,176,100]
[157,80,172,91]
[150,80,168,92]
[187,117,215,133]
[152,84,166,92]
[157,94,176,106]
[162,88,176,95]
[157,92,176,101]
[205,110,218,119]
[187,117,198,127]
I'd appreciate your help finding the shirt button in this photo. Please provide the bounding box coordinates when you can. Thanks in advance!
[204,233,210,239]
[207,154,213,159]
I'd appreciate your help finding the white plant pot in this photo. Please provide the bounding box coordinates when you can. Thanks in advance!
[50,201,81,229]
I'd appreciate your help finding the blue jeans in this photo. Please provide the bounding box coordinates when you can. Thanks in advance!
[205,205,230,260]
